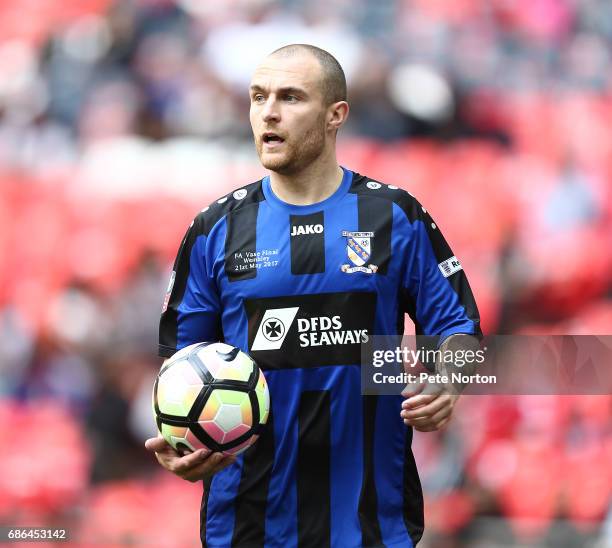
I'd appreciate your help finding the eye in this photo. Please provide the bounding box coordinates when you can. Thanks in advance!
[252,94,265,103]
[285,95,298,102]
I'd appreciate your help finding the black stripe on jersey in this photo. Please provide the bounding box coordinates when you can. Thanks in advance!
[159,214,212,357]
[225,203,260,282]
[158,180,265,356]
[399,286,419,334]
[351,172,482,338]
[357,194,392,275]
[290,211,325,275]
[216,179,265,283]
[297,391,331,548]
[402,427,424,546]
[394,191,482,338]
[201,477,212,547]
[358,395,385,547]
[231,407,275,547]
[203,179,266,238]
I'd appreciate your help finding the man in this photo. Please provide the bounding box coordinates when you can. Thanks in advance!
[146,44,481,547]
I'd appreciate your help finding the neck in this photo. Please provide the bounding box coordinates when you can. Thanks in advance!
[268,150,344,206]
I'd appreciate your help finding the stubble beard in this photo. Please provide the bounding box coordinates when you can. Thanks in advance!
[256,114,327,175]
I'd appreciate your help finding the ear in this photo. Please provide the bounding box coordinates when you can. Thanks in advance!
[327,101,349,132]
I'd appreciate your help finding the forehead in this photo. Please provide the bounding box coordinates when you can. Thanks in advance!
[250,53,322,94]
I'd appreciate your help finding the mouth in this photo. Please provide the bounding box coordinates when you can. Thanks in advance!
[262,132,285,148]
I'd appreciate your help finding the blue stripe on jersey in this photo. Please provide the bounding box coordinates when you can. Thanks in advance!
[261,365,364,548]
[374,395,414,547]
[393,205,477,338]
[205,460,242,546]
[263,369,298,547]
[177,235,220,350]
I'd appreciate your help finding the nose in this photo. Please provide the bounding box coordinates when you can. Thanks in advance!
[261,96,280,123]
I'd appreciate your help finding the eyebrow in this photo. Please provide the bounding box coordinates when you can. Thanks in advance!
[249,85,309,97]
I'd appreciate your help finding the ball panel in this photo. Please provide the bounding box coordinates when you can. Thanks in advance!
[215,360,253,382]
[157,361,203,417]
[196,343,254,382]
[160,422,188,439]
[157,386,202,417]
[200,420,226,444]
[169,342,206,365]
[214,403,243,434]
[222,423,251,444]
[195,343,232,379]
[160,423,197,453]
[255,373,270,425]
[200,391,222,422]
[213,389,250,407]
[240,399,253,427]
[185,428,210,451]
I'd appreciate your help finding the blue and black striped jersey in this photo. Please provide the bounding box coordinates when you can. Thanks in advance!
[159,167,481,548]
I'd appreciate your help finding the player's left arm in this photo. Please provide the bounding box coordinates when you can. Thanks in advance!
[397,196,482,431]
[400,333,480,431]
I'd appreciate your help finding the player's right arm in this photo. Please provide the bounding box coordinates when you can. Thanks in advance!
[395,192,482,431]
[158,211,222,359]
[148,211,232,481]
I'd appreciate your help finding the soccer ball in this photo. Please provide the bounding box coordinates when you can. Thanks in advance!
[153,342,270,456]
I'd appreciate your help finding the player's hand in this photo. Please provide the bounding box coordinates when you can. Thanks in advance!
[400,390,459,432]
[144,436,236,483]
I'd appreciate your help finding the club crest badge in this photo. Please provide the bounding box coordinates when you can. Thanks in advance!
[341,231,378,274]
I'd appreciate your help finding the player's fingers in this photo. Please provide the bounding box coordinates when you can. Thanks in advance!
[173,449,212,473]
[401,393,437,410]
[145,436,169,452]
[406,406,452,431]
[412,415,451,432]
[154,450,177,472]
[180,453,233,482]
[400,396,447,421]
[427,405,452,427]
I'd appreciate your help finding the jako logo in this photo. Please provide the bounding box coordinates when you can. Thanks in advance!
[251,307,299,351]
[291,224,323,236]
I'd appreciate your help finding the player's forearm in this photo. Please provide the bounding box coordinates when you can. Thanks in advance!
[434,333,482,394]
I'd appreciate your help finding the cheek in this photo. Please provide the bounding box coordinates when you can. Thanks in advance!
[294,112,322,135]
[249,108,259,129]
[301,114,326,138]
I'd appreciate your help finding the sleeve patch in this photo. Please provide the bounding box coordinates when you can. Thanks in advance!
[438,256,462,278]
[162,270,176,312]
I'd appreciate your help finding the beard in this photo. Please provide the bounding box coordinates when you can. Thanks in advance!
[255,114,327,175]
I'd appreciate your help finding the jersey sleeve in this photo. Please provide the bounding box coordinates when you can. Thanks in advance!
[158,213,222,358]
[398,197,482,342]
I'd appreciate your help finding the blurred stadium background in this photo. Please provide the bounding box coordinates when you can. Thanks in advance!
[0,0,610,546]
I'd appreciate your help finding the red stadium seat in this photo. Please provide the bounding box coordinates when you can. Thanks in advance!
[565,442,611,525]
[0,400,90,518]
[77,474,203,546]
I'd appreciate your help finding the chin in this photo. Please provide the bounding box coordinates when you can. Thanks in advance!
[260,154,293,173]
